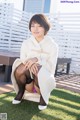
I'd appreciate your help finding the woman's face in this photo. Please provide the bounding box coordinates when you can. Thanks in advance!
[30,22,45,40]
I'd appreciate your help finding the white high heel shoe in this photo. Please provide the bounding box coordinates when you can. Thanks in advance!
[12,99,21,104]
[38,105,47,110]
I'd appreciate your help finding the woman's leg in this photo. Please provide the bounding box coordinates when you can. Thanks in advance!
[14,63,33,101]
[34,75,46,106]
[33,65,46,106]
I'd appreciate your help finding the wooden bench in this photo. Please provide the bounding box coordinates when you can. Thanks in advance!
[0,50,19,82]
[0,50,71,82]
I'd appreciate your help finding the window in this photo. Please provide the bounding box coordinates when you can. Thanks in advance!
[23,0,45,13]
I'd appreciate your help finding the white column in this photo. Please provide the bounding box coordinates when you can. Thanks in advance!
[13,0,24,10]
[50,0,58,14]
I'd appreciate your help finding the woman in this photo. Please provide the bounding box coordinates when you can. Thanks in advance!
[11,14,58,110]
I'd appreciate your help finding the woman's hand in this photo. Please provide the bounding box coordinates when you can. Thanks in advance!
[24,57,38,70]
[29,63,38,76]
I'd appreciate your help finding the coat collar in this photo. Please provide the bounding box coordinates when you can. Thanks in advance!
[31,35,48,47]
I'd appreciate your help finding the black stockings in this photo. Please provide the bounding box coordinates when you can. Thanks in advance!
[14,64,33,101]
[14,63,46,105]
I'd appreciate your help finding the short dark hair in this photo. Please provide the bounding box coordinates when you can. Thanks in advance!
[29,14,50,35]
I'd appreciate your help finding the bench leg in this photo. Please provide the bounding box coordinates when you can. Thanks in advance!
[66,63,70,74]
[55,64,58,76]
[4,65,12,82]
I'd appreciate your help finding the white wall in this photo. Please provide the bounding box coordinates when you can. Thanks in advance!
[50,0,58,13]
[50,0,80,13]
[0,0,24,10]
[13,0,24,10]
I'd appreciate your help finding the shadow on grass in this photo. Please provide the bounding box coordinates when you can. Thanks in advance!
[0,92,62,120]
[48,104,79,117]
[50,98,80,110]
[0,89,80,120]
[51,88,80,104]
[49,88,80,120]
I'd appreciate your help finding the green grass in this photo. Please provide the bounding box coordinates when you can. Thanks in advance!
[0,88,80,120]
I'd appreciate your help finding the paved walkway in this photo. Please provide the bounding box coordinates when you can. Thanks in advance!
[56,74,80,93]
[0,73,14,94]
[0,72,80,94]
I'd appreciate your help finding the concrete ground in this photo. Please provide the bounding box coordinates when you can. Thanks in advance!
[0,72,14,94]
[56,74,80,93]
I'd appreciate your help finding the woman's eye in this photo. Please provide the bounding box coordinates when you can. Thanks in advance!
[31,25,42,27]
[38,25,42,27]
[31,25,34,27]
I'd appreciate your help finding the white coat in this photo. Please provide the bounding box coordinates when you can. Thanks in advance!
[11,35,58,104]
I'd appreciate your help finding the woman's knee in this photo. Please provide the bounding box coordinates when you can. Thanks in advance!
[14,68,21,80]
[14,64,25,77]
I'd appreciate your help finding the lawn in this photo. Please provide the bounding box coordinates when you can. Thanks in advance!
[0,88,80,120]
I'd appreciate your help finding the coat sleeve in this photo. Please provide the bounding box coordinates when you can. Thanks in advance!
[38,43,58,75]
